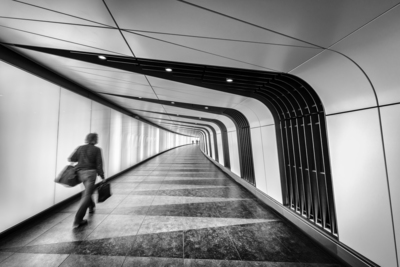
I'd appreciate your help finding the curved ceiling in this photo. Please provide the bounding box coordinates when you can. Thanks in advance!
[1,0,399,132]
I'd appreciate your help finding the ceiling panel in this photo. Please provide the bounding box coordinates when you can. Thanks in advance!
[0,18,130,55]
[130,31,322,72]
[122,31,272,72]
[330,5,400,106]
[106,0,313,47]
[183,0,399,47]
[1,0,117,27]
[0,0,106,26]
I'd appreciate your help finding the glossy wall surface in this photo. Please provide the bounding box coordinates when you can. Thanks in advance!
[0,60,190,234]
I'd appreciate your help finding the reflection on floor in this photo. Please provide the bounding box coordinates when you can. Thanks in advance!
[0,145,342,266]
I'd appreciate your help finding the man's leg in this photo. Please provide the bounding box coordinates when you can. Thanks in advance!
[74,170,96,225]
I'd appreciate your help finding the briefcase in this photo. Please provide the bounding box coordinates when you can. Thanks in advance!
[55,165,80,187]
[97,182,111,203]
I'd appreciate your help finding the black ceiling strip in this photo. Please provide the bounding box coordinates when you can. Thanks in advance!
[0,44,190,138]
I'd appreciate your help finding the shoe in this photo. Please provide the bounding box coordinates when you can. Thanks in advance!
[73,219,88,229]
[89,207,95,214]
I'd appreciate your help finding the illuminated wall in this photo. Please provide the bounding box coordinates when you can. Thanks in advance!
[0,60,190,234]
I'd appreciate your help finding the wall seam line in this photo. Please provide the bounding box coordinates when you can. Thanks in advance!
[376,106,399,267]
[53,87,62,205]
[258,126,268,194]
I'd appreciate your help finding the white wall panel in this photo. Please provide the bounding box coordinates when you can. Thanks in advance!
[90,102,111,181]
[217,133,224,166]
[260,125,282,203]
[291,50,377,115]
[326,109,397,267]
[54,89,91,204]
[380,104,400,261]
[234,98,275,128]
[234,101,260,128]
[108,110,123,177]
[210,131,216,160]
[120,114,132,170]
[0,62,60,233]
[228,131,241,177]
[250,128,267,193]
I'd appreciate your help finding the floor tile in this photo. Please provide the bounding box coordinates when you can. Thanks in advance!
[137,216,185,235]
[113,176,145,183]
[129,231,183,258]
[18,241,82,254]
[111,206,150,215]
[123,256,184,266]
[0,253,68,267]
[225,222,299,262]
[0,213,72,248]
[27,214,107,246]
[147,204,184,216]
[59,254,125,267]
[184,227,240,260]
[0,252,13,263]
[86,215,145,240]
[184,258,249,267]
[74,236,136,256]
[117,195,155,208]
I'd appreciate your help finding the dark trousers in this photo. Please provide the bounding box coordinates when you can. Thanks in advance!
[74,170,96,223]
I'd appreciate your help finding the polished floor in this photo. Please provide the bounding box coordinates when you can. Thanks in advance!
[0,145,342,267]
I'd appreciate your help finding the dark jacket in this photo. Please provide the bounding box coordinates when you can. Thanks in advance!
[69,144,104,178]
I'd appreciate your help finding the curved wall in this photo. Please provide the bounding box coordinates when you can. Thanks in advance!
[0,60,191,234]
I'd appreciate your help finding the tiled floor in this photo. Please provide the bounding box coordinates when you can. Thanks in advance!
[0,145,342,267]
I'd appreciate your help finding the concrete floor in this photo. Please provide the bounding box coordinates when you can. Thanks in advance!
[0,145,342,266]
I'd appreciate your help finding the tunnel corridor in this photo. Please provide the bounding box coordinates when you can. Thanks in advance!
[0,145,341,267]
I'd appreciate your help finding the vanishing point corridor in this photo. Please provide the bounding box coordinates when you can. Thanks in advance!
[0,145,342,266]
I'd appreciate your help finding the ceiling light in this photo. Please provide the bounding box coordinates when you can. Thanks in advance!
[166,68,172,72]
[226,78,233,82]
[171,102,175,104]
[98,55,107,60]
[205,107,208,109]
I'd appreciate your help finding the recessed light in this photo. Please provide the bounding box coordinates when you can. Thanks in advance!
[171,102,175,104]
[226,78,233,82]
[166,68,172,72]
[98,55,107,60]
[205,107,208,109]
